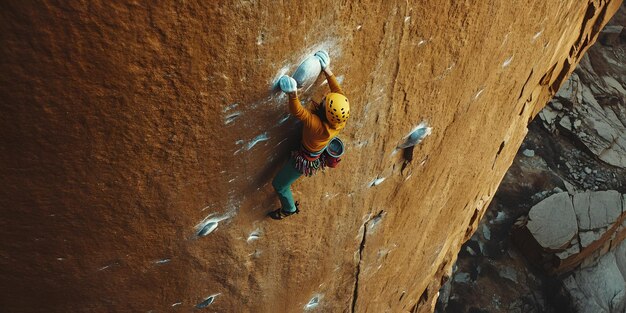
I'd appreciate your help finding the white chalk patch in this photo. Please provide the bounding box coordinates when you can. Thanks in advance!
[305,294,322,310]
[370,177,386,187]
[57,257,65,261]
[154,259,171,264]
[224,112,241,125]
[501,32,510,46]
[171,302,182,307]
[223,103,239,112]
[195,211,234,238]
[324,192,340,199]
[247,229,261,243]
[273,138,289,149]
[248,249,262,258]
[277,114,290,125]
[474,88,484,100]
[355,140,368,148]
[502,56,514,68]
[398,121,432,149]
[271,65,291,88]
[197,221,218,237]
[196,293,221,309]
[247,133,269,150]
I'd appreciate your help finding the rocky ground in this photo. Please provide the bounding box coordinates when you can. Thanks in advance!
[436,4,626,313]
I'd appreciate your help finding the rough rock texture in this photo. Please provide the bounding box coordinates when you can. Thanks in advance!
[438,3,626,312]
[539,21,626,168]
[0,1,622,312]
[563,243,626,313]
[526,192,578,250]
[513,190,626,274]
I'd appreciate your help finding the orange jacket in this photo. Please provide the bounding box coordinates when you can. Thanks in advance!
[288,73,346,153]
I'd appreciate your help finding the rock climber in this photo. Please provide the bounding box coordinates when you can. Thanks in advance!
[269,51,350,220]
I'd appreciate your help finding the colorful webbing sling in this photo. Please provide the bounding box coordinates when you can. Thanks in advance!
[292,145,325,177]
[292,137,345,177]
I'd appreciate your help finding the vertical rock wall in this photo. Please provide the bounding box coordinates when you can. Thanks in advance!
[0,1,621,312]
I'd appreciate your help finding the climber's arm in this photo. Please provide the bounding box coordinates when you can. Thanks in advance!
[288,92,317,127]
[323,68,344,95]
[315,50,344,95]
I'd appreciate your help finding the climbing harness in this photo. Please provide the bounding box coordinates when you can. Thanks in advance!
[292,146,324,177]
[292,137,345,175]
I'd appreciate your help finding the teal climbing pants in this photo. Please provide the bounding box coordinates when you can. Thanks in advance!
[272,156,302,213]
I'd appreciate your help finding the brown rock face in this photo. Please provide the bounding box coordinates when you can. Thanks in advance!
[0,1,621,312]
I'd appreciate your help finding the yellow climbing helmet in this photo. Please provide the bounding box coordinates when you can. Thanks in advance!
[325,93,350,125]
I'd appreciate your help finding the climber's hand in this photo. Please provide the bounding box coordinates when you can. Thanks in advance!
[279,75,297,94]
[314,50,330,70]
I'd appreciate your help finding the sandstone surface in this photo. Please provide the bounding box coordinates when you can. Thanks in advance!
[1,1,622,312]
[438,4,626,311]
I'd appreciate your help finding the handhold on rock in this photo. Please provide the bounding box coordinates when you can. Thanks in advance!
[197,221,218,237]
[293,53,323,89]
[398,122,432,149]
[196,294,219,308]
[305,295,321,310]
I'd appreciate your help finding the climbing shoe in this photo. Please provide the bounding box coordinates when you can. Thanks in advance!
[268,202,300,220]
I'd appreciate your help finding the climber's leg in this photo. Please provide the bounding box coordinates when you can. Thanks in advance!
[272,157,302,213]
